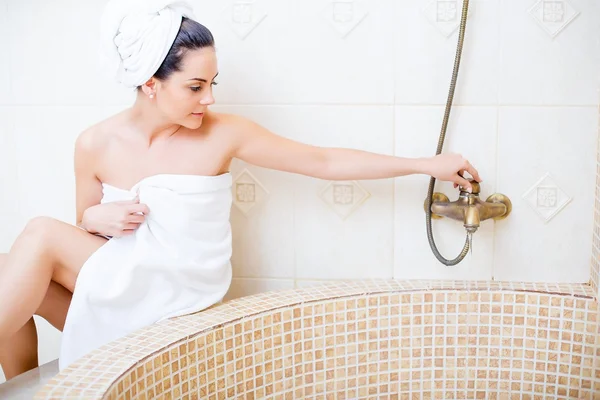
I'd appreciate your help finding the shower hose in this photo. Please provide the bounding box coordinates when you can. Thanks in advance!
[425,0,471,266]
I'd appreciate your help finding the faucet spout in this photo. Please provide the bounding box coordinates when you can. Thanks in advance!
[464,205,480,233]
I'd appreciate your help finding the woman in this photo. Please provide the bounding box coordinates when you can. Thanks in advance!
[0,0,480,378]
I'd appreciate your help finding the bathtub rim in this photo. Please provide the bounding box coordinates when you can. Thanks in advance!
[33,279,597,399]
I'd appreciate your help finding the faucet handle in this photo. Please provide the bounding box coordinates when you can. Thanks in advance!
[459,179,480,194]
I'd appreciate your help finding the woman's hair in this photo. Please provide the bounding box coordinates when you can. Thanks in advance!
[152,17,215,82]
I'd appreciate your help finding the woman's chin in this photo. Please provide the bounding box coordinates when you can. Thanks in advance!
[180,117,203,130]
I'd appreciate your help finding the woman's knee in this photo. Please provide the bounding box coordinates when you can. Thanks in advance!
[19,217,59,252]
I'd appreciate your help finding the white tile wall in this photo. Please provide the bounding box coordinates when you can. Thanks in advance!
[188,0,298,104]
[494,106,596,282]
[211,105,297,280]
[33,317,62,372]
[289,106,395,280]
[0,108,19,253]
[228,161,297,279]
[11,106,123,228]
[394,0,500,106]
[212,105,395,281]
[0,0,598,385]
[498,0,600,106]
[284,0,395,104]
[223,278,294,301]
[193,0,395,105]
[0,1,10,106]
[5,0,135,106]
[394,106,498,280]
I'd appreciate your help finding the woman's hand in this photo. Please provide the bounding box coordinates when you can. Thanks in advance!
[81,197,150,237]
[424,153,482,191]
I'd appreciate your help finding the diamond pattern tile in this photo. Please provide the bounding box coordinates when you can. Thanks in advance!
[528,0,580,38]
[319,180,370,219]
[421,0,475,38]
[322,0,369,38]
[233,169,268,215]
[522,173,572,222]
[223,0,268,40]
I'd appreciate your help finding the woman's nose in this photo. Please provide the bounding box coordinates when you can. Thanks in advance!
[201,91,215,105]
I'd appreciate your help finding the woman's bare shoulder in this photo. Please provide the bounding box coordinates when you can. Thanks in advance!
[75,110,128,155]
[204,110,253,136]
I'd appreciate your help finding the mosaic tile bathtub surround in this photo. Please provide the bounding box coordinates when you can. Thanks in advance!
[34,280,600,399]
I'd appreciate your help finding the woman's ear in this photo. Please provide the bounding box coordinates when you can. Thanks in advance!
[140,78,157,98]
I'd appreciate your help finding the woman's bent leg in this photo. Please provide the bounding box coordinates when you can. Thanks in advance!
[0,255,75,380]
[0,218,107,378]
[0,318,38,380]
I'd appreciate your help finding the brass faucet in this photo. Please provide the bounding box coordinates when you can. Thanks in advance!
[424,179,512,234]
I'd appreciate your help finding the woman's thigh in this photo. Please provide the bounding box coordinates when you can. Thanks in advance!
[14,216,108,292]
[0,254,70,330]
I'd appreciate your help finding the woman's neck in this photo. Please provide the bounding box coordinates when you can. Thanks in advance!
[127,92,182,146]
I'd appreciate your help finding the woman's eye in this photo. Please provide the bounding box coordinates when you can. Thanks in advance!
[191,82,217,92]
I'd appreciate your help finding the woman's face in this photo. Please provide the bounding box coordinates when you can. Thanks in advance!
[154,47,219,129]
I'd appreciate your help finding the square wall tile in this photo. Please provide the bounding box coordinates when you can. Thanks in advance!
[286,0,394,104]
[187,0,297,104]
[192,0,394,104]
[394,106,498,280]
[12,106,123,227]
[498,0,600,105]
[224,278,294,301]
[394,0,500,106]
[229,160,295,279]
[495,107,596,282]
[288,106,395,280]
[7,0,135,106]
[211,105,297,279]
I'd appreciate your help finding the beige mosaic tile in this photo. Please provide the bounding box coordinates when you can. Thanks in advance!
[34,280,600,399]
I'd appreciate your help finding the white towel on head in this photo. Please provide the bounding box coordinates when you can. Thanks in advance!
[100,0,195,88]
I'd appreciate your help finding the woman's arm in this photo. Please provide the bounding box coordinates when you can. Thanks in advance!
[228,115,481,190]
[74,129,104,228]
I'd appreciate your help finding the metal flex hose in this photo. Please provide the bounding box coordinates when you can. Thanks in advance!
[425,0,471,266]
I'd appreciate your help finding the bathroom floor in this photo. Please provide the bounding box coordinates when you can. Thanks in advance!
[0,360,58,399]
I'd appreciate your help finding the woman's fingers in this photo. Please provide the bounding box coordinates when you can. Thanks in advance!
[127,214,146,224]
[127,203,150,215]
[463,160,482,182]
[122,222,141,230]
[112,221,144,237]
[455,175,472,191]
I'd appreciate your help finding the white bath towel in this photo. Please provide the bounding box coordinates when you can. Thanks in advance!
[59,173,233,370]
[100,0,196,88]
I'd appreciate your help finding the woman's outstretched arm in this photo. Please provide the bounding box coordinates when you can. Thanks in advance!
[226,114,481,190]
